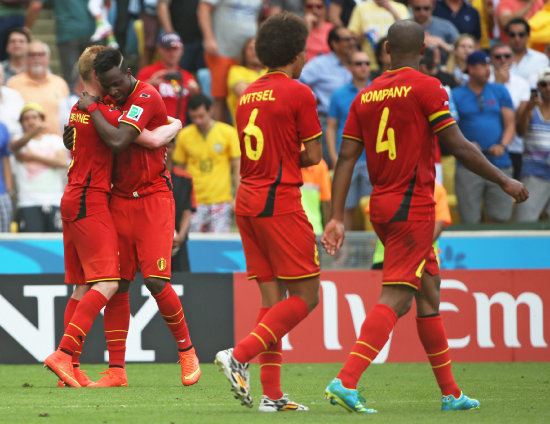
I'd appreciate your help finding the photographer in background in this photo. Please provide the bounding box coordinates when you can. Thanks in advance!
[136,33,200,126]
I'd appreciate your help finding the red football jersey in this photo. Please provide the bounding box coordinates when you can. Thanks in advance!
[235,72,322,216]
[110,81,172,198]
[135,62,196,125]
[343,67,455,223]
[61,103,121,221]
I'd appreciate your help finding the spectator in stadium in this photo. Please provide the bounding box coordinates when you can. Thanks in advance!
[300,26,354,165]
[0,121,12,233]
[410,0,460,64]
[327,49,372,230]
[452,51,516,223]
[328,0,357,27]
[321,20,527,414]
[496,0,544,43]
[10,102,67,232]
[136,33,200,127]
[369,36,391,79]
[6,40,69,137]
[172,93,240,233]
[515,68,550,222]
[490,41,530,180]
[0,65,24,139]
[433,0,481,41]
[304,0,333,62]
[471,0,494,51]
[301,158,331,234]
[0,1,27,62]
[445,33,475,85]
[347,0,410,73]
[2,27,29,83]
[157,0,206,74]
[226,37,265,126]
[215,12,322,412]
[268,0,304,16]
[420,46,459,89]
[506,18,549,85]
[138,0,160,69]
[197,0,263,122]
[88,0,118,49]
[26,0,95,92]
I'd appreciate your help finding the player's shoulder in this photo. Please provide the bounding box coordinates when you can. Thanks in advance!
[133,80,163,100]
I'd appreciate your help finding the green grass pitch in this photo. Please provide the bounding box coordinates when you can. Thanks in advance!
[1,362,549,423]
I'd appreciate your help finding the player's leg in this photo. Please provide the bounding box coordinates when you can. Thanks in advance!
[44,280,119,387]
[138,193,200,386]
[415,269,480,411]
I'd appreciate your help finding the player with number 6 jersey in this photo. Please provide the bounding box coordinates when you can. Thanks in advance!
[215,12,323,412]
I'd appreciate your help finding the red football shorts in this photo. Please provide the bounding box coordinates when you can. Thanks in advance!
[110,192,175,281]
[63,210,120,285]
[372,220,439,290]
[236,210,320,283]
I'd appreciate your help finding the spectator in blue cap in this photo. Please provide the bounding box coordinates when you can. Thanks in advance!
[451,50,516,223]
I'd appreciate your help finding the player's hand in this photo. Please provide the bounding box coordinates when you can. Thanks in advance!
[63,124,75,150]
[500,177,529,203]
[321,219,345,256]
[77,92,99,111]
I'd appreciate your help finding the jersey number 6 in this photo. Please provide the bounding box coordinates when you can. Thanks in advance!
[376,107,396,160]
[243,108,264,161]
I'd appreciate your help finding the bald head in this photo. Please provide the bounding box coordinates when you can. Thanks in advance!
[387,20,424,57]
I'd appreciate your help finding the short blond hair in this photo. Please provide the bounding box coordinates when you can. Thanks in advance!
[78,45,108,83]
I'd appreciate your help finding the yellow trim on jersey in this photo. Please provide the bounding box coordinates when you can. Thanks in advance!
[382,281,418,290]
[386,66,414,73]
[146,275,170,280]
[428,110,449,121]
[356,340,380,353]
[68,322,86,336]
[427,347,449,357]
[350,352,372,362]
[163,307,183,319]
[105,329,128,333]
[433,121,456,134]
[260,363,282,368]
[251,332,267,350]
[259,323,277,343]
[343,135,363,143]
[415,259,426,278]
[432,360,451,369]
[86,277,120,283]
[301,131,323,143]
[277,271,320,280]
[247,275,258,280]
[119,120,142,133]
[130,80,140,96]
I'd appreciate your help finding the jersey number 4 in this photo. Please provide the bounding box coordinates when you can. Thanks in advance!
[243,108,264,161]
[376,107,396,160]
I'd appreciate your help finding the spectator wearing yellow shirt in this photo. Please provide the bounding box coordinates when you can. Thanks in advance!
[226,37,265,126]
[347,0,409,71]
[172,94,240,233]
[301,158,331,234]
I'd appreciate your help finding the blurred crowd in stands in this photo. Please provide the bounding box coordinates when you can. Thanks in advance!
[1,0,549,236]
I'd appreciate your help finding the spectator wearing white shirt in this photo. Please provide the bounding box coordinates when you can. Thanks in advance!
[0,65,24,139]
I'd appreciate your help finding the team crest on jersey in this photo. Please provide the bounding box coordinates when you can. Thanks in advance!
[214,143,222,153]
[126,105,144,121]
[140,93,151,98]
[157,257,167,271]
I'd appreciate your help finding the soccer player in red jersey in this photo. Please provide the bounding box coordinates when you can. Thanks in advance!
[322,20,529,413]
[214,13,323,412]
[76,49,200,387]
[44,45,182,388]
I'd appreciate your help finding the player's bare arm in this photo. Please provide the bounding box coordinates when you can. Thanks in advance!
[438,123,529,203]
[299,137,322,168]
[321,137,363,255]
[135,117,182,148]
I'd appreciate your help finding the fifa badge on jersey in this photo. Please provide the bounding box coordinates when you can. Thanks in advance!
[126,105,144,121]
[157,257,167,271]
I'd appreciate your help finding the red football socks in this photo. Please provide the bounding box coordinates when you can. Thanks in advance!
[233,296,309,364]
[256,306,283,400]
[152,282,192,350]
[337,303,397,389]
[416,314,461,397]
[63,297,80,362]
[104,292,130,368]
[59,289,108,356]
